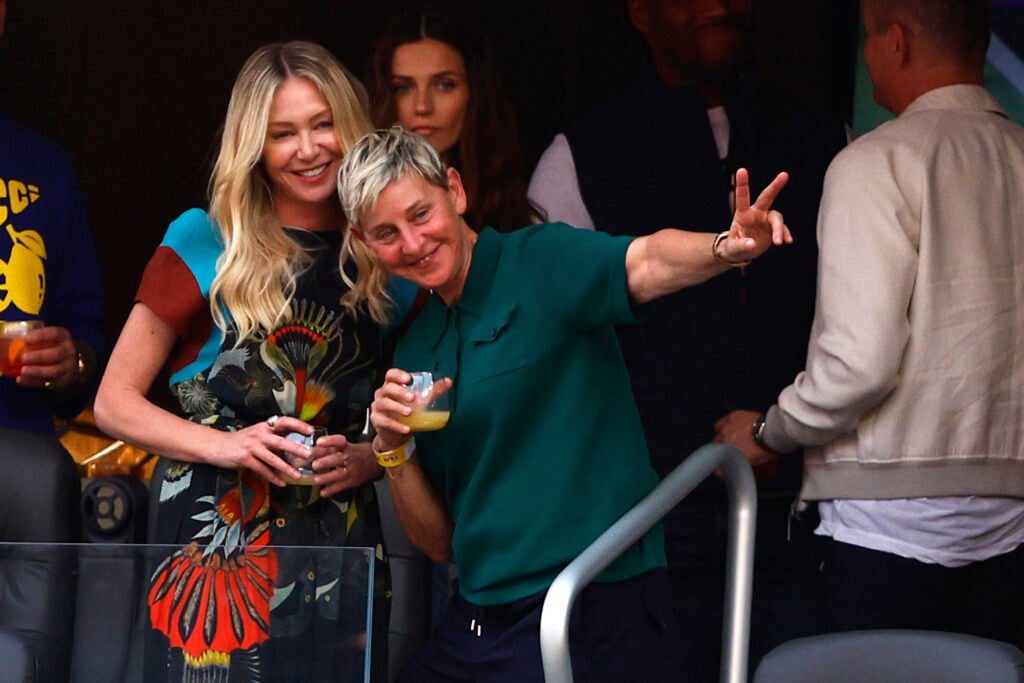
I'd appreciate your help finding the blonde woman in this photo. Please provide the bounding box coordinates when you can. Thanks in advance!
[95,41,414,682]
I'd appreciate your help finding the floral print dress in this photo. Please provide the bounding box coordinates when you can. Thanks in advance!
[135,209,395,682]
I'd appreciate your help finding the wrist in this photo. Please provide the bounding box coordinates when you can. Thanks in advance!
[712,231,751,268]
[373,437,415,468]
[751,413,776,452]
[47,344,90,393]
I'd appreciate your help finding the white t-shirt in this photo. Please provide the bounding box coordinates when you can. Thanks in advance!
[529,107,733,227]
[817,497,1024,567]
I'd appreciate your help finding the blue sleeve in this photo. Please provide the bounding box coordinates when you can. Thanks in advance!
[158,208,223,299]
[136,209,225,386]
[40,151,106,417]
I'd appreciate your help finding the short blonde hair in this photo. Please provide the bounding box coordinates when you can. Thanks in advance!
[339,126,449,230]
[338,127,448,319]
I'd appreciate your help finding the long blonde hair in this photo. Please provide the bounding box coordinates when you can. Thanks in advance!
[208,41,386,340]
[340,232,394,325]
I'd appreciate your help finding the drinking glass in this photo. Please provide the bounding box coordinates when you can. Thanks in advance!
[397,372,451,432]
[0,320,44,377]
[281,427,328,485]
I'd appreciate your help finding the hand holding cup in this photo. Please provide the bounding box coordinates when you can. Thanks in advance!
[396,372,451,432]
[371,369,453,453]
[278,426,328,485]
[0,320,44,377]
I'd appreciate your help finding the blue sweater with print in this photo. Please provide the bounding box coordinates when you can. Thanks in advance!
[0,111,105,434]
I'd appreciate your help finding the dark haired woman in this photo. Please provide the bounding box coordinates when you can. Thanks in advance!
[367,8,541,232]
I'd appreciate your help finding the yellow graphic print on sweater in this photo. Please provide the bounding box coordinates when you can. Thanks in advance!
[0,176,46,315]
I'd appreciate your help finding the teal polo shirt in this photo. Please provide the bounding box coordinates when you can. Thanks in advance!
[394,224,665,606]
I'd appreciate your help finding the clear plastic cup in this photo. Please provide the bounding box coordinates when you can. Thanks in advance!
[0,320,44,377]
[281,427,328,485]
[396,372,451,432]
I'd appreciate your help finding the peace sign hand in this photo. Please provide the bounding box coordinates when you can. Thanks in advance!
[716,168,792,265]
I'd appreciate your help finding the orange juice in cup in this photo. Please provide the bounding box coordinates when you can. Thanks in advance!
[0,321,43,377]
[396,372,451,432]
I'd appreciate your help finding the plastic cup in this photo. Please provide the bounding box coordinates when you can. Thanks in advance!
[396,372,451,432]
[0,320,44,377]
[281,427,328,485]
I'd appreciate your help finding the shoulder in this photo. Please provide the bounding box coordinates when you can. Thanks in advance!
[564,76,650,141]
[826,109,939,189]
[161,208,223,253]
[139,211,223,313]
[0,112,72,167]
[818,121,927,226]
[503,221,590,246]
[499,223,631,265]
[0,112,83,199]
[820,135,890,205]
[154,210,224,291]
[532,133,574,175]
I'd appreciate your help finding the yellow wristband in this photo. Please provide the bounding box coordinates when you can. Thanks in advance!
[374,439,416,468]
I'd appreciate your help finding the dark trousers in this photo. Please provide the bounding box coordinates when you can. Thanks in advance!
[666,495,827,682]
[397,568,681,683]
[826,539,1024,646]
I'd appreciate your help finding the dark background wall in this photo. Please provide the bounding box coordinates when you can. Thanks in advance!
[0,0,858,353]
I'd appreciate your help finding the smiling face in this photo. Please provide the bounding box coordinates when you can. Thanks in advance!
[261,77,344,227]
[357,168,475,304]
[390,39,470,161]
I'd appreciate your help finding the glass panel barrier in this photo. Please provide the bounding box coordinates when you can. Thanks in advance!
[0,542,374,683]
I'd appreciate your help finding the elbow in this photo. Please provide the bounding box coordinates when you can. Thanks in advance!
[424,545,454,564]
[92,385,119,438]
[417,530,454,563]
[411,525,454,563]
[412,538,453,563]
[781,363,899,445]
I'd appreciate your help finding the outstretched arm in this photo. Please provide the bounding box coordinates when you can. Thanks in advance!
[625,169,790,304]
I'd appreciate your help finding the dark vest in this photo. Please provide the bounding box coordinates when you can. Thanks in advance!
[565,64,847,490]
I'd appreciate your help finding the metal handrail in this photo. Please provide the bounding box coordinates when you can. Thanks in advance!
[539,443,758,683]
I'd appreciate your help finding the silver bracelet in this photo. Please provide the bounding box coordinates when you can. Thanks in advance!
[712,231,751,267]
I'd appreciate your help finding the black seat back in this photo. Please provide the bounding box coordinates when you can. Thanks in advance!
[0,427,81,683]
[754,629,1024,683]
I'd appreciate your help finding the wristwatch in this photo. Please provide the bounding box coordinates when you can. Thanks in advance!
[45,345,89,392]
[751,413,770,450]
